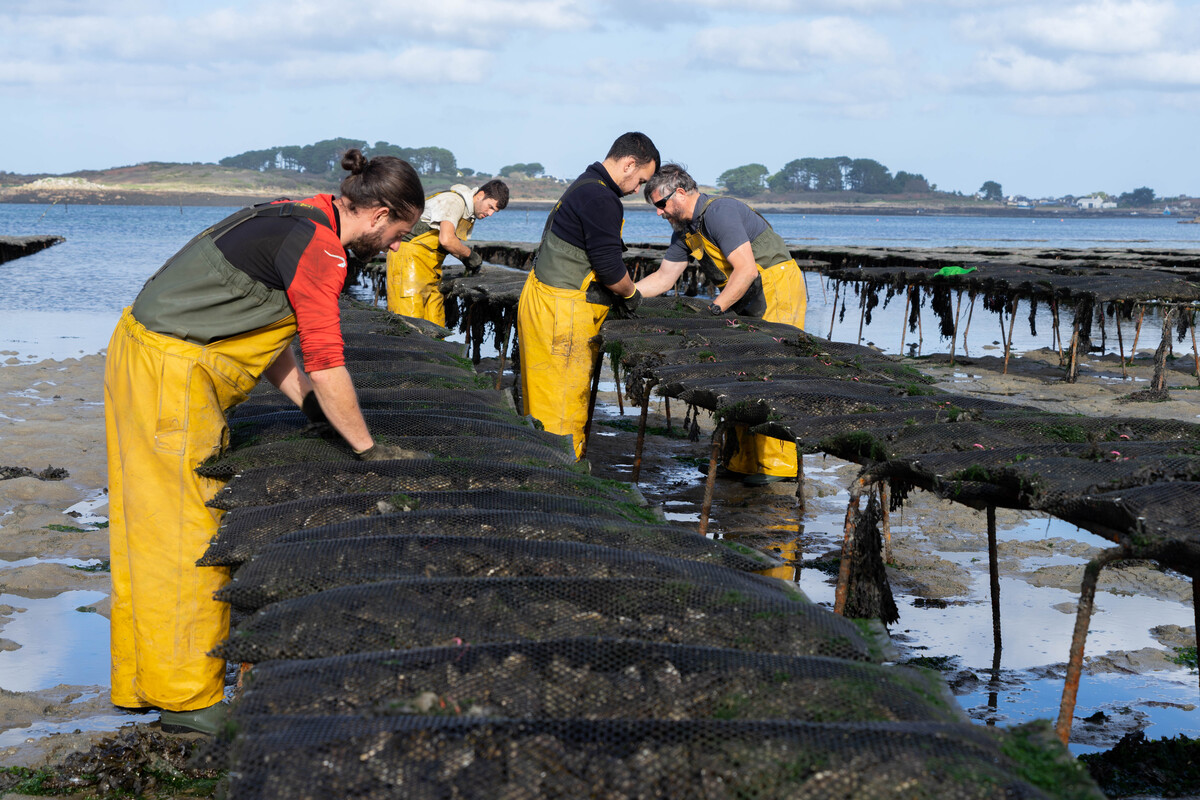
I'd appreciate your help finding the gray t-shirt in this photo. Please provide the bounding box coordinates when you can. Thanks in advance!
[663,194,769,263]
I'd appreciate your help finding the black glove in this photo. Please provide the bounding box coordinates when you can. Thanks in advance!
[615,289,642,317]
[355,443,428,461]
[463,250,483,275]
[708,302,724,316]
[300,392,327,424]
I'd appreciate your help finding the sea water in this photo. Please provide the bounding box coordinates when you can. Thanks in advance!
[3,202,1198,360]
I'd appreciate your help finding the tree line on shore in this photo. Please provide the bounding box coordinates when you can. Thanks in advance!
[720,158,932,197]
[213,139,1173,207]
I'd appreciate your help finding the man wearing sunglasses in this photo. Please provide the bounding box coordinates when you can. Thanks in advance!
[636,163,807,485]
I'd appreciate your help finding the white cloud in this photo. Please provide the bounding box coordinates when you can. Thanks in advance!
[957,0,1179,55]
[966,47,1096,92]
[1115,50,1200,85]
[1014,0,1173,54]
[692,17,892,72]
[0,1,591,64]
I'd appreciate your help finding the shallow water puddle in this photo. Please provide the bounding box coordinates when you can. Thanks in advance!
[0,590,109,692]
[0,711,133,749]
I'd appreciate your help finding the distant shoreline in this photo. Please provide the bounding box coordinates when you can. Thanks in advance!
[1,189,1191,221]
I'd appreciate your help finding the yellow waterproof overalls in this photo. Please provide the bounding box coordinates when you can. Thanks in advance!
[386,187,475,326]
[686,198,807,477]
[517,178,616,459]
[105,201,320,711]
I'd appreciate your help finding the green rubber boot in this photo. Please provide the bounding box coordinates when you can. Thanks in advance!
[742,473,790,487]
[160,701,229,735]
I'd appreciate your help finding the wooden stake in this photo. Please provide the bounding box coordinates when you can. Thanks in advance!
[1003,299,1018,375]
[794,442,806,515]
[579,345,604,459]
[856,287,867,345]
[1191,310,1199,384]
[1116,305,1127,379]
[962,293,976,356]
[880,482,892,564]
[631,380,653,484]
[1056,550,1125,745]
[899,285,911,354]
[833,479,864,616]
[950,290,964,366]
[1128,305,1145,366]
[988,506,1002,663]
[827,281,841,341]
[698,424,725,538]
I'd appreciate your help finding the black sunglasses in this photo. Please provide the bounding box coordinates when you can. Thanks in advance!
[653,192,672,210]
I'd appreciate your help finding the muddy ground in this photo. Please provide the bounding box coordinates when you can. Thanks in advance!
[1,342,1198,791]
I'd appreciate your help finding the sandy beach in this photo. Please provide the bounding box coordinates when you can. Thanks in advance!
[1,331,1198,783]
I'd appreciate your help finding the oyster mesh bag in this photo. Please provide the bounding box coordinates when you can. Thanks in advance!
[220,716,1053,800]
[217,536,794,612]
[200,510,771,572]
[204,489,655,566]
[233,639,958,723]
[229,386,511,416]
[221,409,560,449]
[213,576,871,664]
[203,458,626,511]
[196,436,575,478]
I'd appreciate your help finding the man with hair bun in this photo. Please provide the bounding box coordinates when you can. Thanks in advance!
[386,179,509,325]
[637,162,807,485]
[517,131,659,459]
[104,149,425,733]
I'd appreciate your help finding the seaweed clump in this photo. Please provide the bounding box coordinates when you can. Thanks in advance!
[1079,731,1200,798]
[0,727,223,798]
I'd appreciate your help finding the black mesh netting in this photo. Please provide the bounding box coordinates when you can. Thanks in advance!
[196,436,575,478]
[877,444,1200,506]
[225,409,541,448]
[200,406,572,477]
[184,292,1103,797]
[205,459,639,512]
[213,576,872,664]
[206,490,655,565]
[1040,482,1200,565]
[232,639,958,723]
[230,387,511,416]
[199,510,775,572]
[819,259,1200,305]
[223,412,559,450]
[217,536,798,612]
[675,377,1027,425]
[217,716,1055,800]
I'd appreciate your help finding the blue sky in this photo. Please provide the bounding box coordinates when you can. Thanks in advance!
[2,0,1197,198]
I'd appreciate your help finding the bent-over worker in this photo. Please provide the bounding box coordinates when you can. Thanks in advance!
[386,179,509,325]
[104,149,424,733]
[516,132,660,459]
[636,163,807,485]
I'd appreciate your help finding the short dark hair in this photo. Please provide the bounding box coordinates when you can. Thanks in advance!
[338,148,424,222]
[606,132,660,171]
[644,163,697,203]
[477,179,510,210]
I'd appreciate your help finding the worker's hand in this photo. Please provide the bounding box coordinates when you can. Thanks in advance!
[613,288,642,319]
[354,443,428,461]
[463,250,484,275]
[300,391,327,424]
[707,301,724,316]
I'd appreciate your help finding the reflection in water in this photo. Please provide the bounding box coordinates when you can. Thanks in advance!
[0,590,110,693]
[753,533,803,583]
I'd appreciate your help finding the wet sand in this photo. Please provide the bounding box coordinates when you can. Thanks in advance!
[1,343,1198,769]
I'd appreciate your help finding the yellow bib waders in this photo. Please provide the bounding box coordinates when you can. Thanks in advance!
[684,217,808,478]
[517,177,616,460]
[386,196,475,326]
[105,309,296,711]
